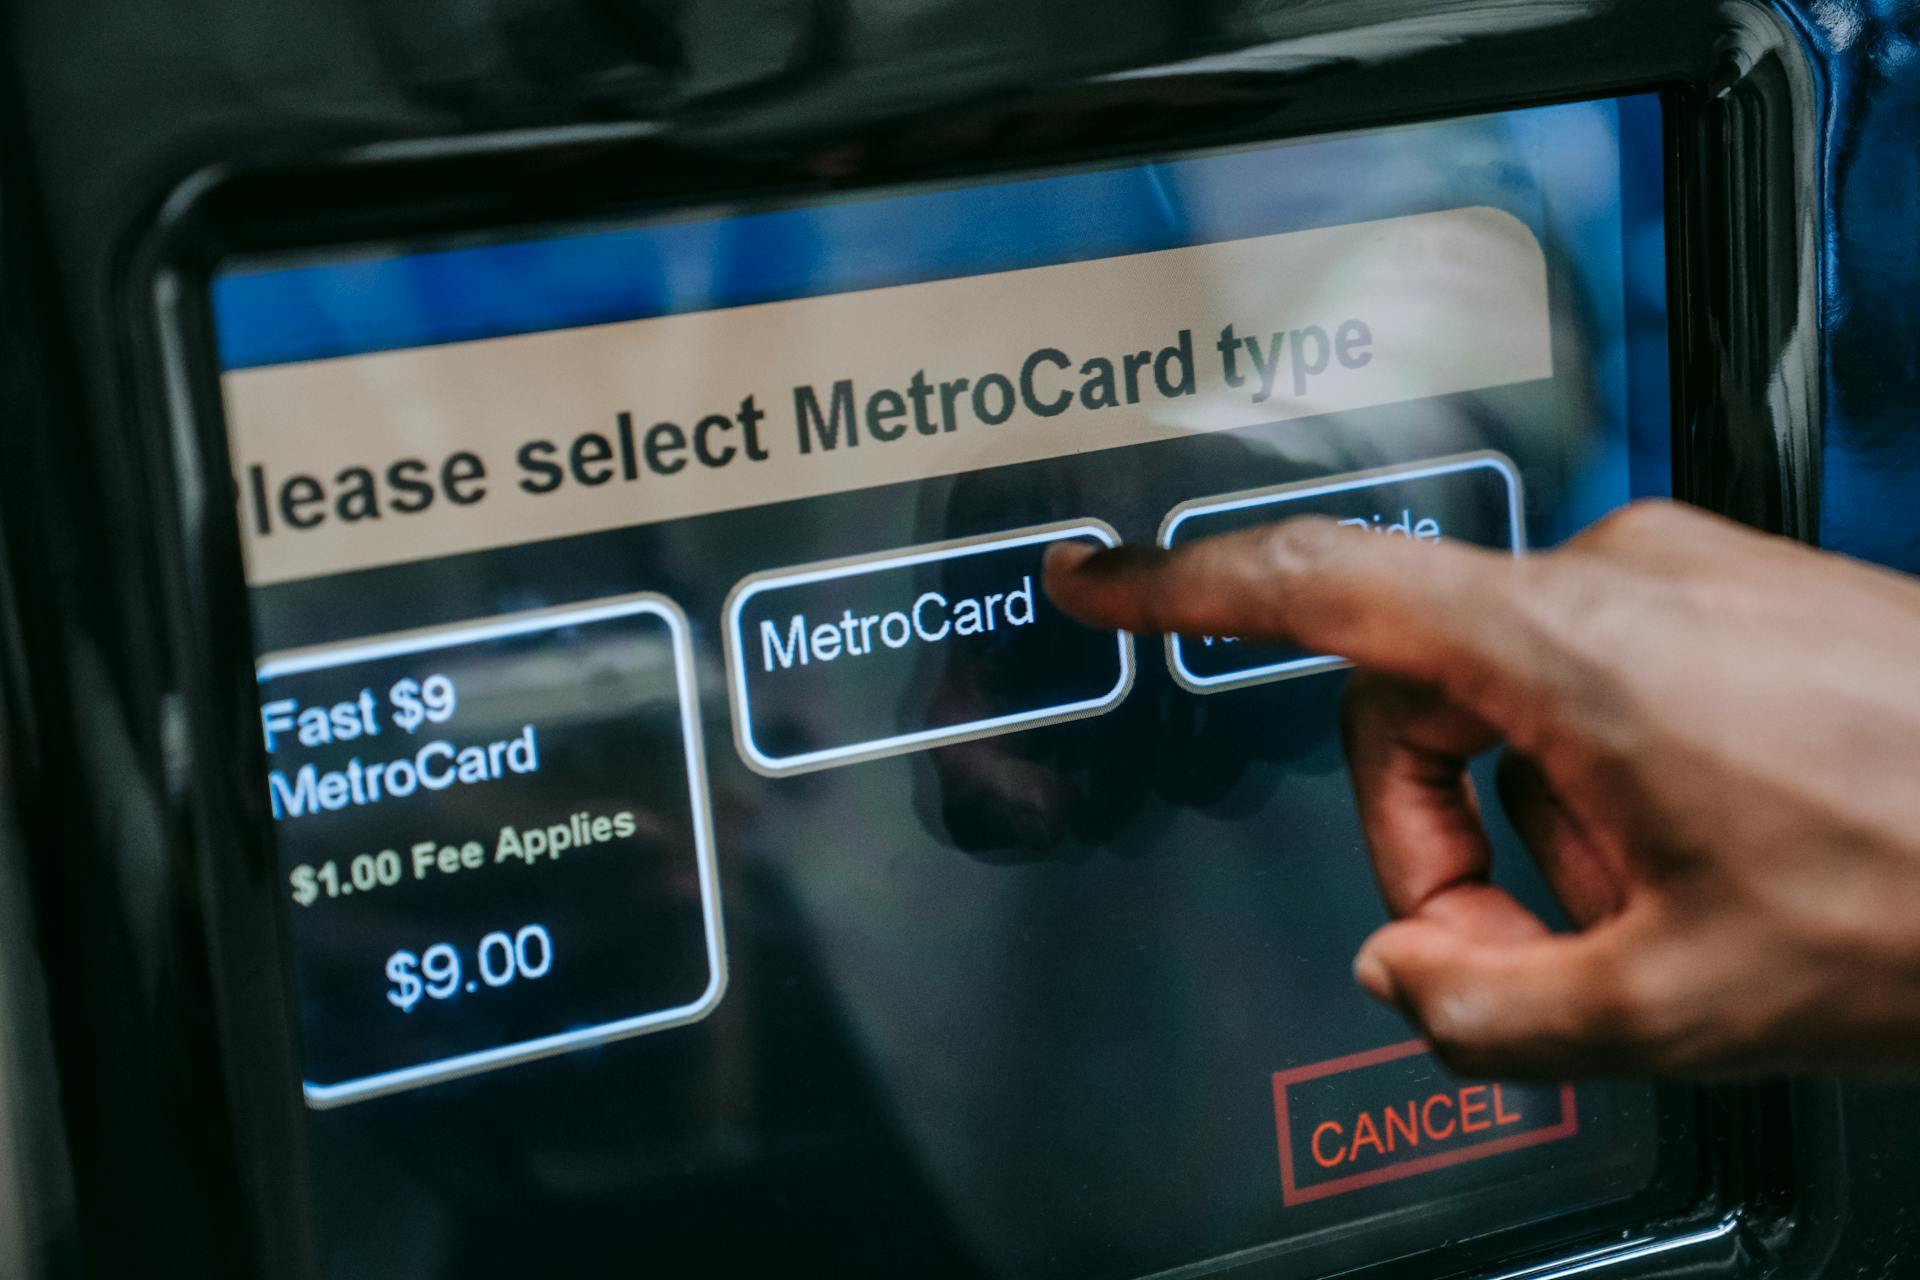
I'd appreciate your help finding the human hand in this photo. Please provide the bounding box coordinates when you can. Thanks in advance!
[1044,501,1920,1078]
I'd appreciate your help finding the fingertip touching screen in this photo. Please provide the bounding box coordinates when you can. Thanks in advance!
[212,94,1677,1278]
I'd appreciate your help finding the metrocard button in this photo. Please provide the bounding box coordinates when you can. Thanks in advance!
[1272,1040,1578,1206]
[1160,452,1524,693]
[724,520,1134,776]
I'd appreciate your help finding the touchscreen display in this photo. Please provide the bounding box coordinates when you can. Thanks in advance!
[213,95,1674,1278]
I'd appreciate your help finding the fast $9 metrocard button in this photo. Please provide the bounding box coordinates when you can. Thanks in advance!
[257,594,725,1106]
[1158,452,1524,693]
[723,520,1135,775]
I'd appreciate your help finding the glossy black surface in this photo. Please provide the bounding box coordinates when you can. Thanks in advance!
[0,1,1913,1277]
[204,97,1683,1267]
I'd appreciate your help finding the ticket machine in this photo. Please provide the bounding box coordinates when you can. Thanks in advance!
[0,0,1910,1276]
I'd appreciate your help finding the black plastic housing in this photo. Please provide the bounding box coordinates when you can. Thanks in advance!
[0,1,1849,1277]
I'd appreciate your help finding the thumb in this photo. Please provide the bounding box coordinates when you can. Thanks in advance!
[1354,915,1646,1079]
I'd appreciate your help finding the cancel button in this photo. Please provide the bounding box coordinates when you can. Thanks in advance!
[1272,1040,1577,1206]
[724,520,1134,776]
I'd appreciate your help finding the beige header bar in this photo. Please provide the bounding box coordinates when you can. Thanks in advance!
[221,206,1550,585]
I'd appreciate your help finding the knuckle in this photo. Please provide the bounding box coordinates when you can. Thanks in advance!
[1410,981,1506,1071]
[1568,948,1676,1060]
[1579,498,1674,548]
[1516,558,1611,640]
[1599,932,1738,1073]
[1446,560,1522,648]
[1508,563,1629,692]
[1418,948,1678,1076]
[1259,517,1349,574]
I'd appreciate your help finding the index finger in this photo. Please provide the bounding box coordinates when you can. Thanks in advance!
[1043,517,1553,723]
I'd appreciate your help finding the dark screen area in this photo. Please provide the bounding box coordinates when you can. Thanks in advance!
[217,96,1678,1278]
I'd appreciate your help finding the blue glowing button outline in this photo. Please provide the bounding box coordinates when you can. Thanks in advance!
[1158,452,1526,695]
[256,591,727,1109]
[722,519,1136,777]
